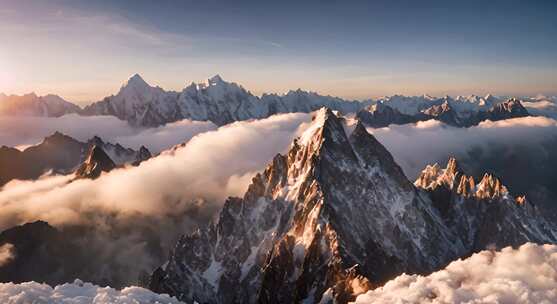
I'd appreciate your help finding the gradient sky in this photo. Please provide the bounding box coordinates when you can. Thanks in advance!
[1,0,556,105]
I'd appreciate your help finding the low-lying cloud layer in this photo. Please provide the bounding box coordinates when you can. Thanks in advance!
[368,116,557,179]
[354,243,557,304]
[0,114,217,152]
[0,112,312,286]
[2,112,557,287]
[0,280,183,304]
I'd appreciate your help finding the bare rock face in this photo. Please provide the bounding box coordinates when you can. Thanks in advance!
[149,109,464,303]
[149,109,556,304]
[415,158,557,251]
[74,145,116,179]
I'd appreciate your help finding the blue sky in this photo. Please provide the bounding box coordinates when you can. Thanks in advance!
[1,0,556,104]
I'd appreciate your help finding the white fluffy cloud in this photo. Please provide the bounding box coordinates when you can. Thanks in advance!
[0,112,312,229]
[0,280,183,304]
[368,116,557,179]
[353,243,557,304]
[0,112,312,285]
[0,114,217,152]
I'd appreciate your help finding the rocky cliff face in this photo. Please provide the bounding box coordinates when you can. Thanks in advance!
[150,108,557,304]
[74,145,117,179]
[149,109,469,303]
[415,158,557,251]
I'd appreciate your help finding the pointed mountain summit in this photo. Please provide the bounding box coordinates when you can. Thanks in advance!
[119,73,153,96]
[82,75,367,127]
[74,145,116,179]
[150,109,557,304]
[149,108,464,303]
[126,73,149,86]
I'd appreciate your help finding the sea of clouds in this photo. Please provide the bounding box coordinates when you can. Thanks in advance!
[0,112,313,286]
[368,116,557,179]
[354,243,557,303]
[1,111,557,292]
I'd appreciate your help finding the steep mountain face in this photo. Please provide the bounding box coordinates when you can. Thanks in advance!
[481,98,529,121]
[74,145,117,179]
[358,98,530,128]
[0,221,81,285]
[82,74,368,127]
[0,132,151,186]
[149,109,465,303]
[150,109,557,304]
[0,93,80,117]
[0,220,172,289]
[422,100,462,126]
[415,158,557,251]
[81,74,181,127]
[454,136,557,222]
[87,135,152,165]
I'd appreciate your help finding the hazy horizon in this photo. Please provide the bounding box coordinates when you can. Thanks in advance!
[1,0,556,104]
[2,72,556,107]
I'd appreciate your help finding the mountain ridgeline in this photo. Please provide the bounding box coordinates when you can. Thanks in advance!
[357,97,530,128]
[148,109,556,304]
[1,74,543,128]
[80,74,365,127]
[0,132,150,186]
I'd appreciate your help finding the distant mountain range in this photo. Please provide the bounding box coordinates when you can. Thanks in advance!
[357,97,530,128]
[148,109,556,303]
[0,93,81,117]
[0,132,150,186]
[2,75,556,127]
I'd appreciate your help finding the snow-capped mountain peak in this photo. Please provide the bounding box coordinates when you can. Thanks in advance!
[124,73,150,89]
[414,157,510,200]
[149,109,466,303]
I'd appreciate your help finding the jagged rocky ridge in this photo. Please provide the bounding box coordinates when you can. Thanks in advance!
[148,108,557,303]
[82,74,366,127]
[0,132,150,186]
[74,145,117,179]
[415,158,557,250]
[3,75,547,128]
[357,98,529,128]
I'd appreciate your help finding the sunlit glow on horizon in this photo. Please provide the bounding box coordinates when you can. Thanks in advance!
[0,1,556,104]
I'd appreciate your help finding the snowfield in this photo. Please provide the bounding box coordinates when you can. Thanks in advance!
[0,280,184,304]
[353,243,557,304]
